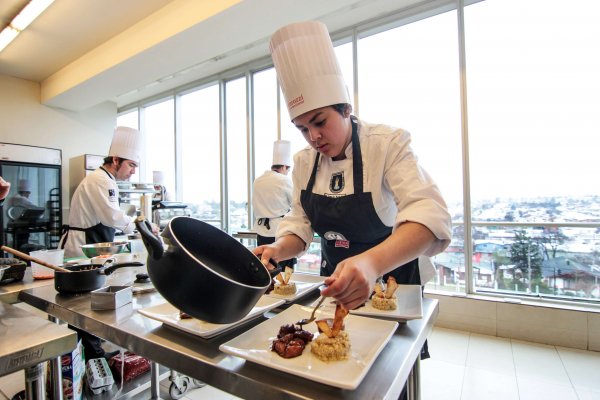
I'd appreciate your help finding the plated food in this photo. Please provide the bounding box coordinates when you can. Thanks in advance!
[273,266,296,295]
[371,276,399,311]
[219,304,398,389]
[271,324,313,358]
[311,304,350,361]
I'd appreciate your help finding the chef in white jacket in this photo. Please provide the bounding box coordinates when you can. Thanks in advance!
[252,140,295,268]
[60,126,141,258]
[253,21,452,312]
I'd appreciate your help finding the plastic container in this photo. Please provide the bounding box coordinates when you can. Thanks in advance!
[30,249,64,279]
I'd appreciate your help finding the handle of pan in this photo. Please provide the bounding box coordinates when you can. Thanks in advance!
[134,216,164,260]
[101,261,144,276]
[0,245,72,273]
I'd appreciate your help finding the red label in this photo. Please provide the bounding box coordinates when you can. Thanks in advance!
[335,240,349,248]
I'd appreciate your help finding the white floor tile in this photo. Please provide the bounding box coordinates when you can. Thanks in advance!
[556,346,600,391]
[517,375,579,400]
[428,327,470,366]
[460,366,519,400]
[466,333,514,375]
[511,339,572,385]
[185,383,240,400]
[421,358,464,400]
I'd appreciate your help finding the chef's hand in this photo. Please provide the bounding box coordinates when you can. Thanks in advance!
[252,245,279,271]
[150,223,160,235]
[320,254,379,310]
[0,176,10,201]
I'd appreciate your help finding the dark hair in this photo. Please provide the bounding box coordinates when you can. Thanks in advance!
[103,156,126,165]
[332,103,352,116]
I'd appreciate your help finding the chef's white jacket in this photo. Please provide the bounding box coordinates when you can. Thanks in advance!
[252,170,293,237]
[60,168,135,258]
[277,118,452,281]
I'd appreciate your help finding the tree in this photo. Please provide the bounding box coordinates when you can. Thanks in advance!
[510,230,543,287]
[539,227,567,259]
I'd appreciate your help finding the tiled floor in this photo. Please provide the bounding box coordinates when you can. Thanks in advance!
[1,327,599,399]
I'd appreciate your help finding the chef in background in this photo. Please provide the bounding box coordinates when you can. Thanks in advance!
[5,179,38,208]
[253,21,451,311]
[60,126,154,258]
[252,140,295,269]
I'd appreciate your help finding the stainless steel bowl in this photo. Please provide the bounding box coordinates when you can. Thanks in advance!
[80,242,129,258]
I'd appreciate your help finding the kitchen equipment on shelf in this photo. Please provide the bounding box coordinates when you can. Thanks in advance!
[152,201,191,230]
[135,216,281,324]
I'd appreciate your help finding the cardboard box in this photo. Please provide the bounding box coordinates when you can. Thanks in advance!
[61,339,84,400]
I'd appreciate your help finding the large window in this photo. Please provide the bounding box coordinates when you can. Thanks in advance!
[461,0,600,299]
[225,77,249,233]
[143,99,175,191]
[180,85,221,225]
[358,10,464,293]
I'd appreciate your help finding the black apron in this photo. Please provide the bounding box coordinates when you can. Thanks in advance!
[60,167,117,249]
[299,118,420,285]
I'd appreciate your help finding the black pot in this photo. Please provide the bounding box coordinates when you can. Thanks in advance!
[136,216,277,324]
[54,262,143,294]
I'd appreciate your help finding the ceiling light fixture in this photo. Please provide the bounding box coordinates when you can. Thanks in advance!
[0,0,55,52]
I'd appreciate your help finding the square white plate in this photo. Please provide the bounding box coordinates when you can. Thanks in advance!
[138,296,285,339]
[265,273,325,303]
[313,284,423,321]
[219,304,398,390]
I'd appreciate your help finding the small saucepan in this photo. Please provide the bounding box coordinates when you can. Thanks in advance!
[135,216,280,324]
[54,261,144,294]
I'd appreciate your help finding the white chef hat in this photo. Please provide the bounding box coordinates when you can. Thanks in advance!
[272,140,291,166]
[108,126,142,164]
[270,21,351,121]
[17,179,31,192]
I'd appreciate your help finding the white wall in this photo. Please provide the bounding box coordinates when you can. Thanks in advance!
[0,75,117,220]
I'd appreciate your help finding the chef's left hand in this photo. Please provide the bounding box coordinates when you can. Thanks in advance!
[320,254,379,311]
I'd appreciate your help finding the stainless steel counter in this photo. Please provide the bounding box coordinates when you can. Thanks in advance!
[0,268,54,304]
[18,269,438,400]
[0,301,76,376]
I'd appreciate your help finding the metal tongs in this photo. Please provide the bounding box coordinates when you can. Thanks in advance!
[296,296,327,326]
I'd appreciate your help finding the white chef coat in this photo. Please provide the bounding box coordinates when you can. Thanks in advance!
[252,170,293,237]
[60,168,135,258]
[277,118,452,277]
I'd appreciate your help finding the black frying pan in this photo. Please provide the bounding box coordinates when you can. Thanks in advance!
[136,216,280,324]
[54,261,143,294]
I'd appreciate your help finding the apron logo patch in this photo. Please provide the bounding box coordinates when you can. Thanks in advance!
[335,239,350,248]
[324,231,350,248]
[330,172,344,193]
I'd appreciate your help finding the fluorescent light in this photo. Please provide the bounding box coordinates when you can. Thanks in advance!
[0,27,19,52]
[0,0,55,53]
[12,0,55,30]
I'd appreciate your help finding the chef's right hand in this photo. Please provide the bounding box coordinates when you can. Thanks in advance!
[0,176,10,201]
[252,245,279,271]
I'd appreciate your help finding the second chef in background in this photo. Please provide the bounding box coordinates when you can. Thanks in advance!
[252,140,295,269]
[60,126,148,258]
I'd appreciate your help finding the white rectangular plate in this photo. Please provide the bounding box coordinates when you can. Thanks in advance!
[265,273,325,303]
[138,296,285,339]
[313,284,423,321]
[219,304,398,390]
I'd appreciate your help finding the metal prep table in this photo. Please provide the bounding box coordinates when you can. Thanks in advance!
[18,272,438,400]
[0,267,55,304]
[0,301,77,399]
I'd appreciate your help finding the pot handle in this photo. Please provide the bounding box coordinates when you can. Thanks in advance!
[102,261,144,275]
[135,216,164,260]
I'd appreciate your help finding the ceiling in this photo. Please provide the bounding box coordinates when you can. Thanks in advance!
[0,0,426,111]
